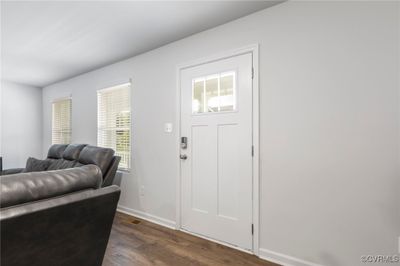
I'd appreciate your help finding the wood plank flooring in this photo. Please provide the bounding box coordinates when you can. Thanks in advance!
[103,212,279,266]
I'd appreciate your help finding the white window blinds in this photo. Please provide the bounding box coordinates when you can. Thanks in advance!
[52,98,72,145]
[97,83,131,171]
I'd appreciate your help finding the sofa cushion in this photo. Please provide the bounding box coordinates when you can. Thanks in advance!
[78,145,115,175]
[47,144,68,159]
[46,159,78,171]
[62,144,87,161]
[0,165,102,208]
[24,157,51,172]
[0,168,24,176]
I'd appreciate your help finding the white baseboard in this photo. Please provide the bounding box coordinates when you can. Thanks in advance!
[259,248,323,266]
[117,205,176,229]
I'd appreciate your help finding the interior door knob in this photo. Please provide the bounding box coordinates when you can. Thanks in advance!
[180,154,188,160]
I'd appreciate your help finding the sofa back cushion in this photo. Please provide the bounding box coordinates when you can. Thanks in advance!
[24,157,51,172]
[78,145,115,175]
[62,144,87,160]
[44,144,116,181]
[47,144,68,159]
[46,159,79,171]
[0,165,102,208]
[46,144,87,171]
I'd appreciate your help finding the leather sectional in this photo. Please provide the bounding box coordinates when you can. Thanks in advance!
[0,144,121,187]
[0,144,122,266]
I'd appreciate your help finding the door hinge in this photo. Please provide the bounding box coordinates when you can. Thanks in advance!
[251,67,254,79]
[251,145,254,157]
[251,224,254,235]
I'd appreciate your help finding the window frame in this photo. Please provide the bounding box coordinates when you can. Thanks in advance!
[51,96,72,145]
[191,70,237,115]
[97,82,132,172]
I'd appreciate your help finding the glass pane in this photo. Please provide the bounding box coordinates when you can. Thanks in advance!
[206,76,219,112]
[193,79,205,113]
[52,98,71,144]
[97,84,131,170]
[219,72,235,112]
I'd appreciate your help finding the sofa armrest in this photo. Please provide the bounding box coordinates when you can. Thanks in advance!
[1,165,102,208]
[0,168,24,176]
[1,186,120,266]
[102,156,121,187]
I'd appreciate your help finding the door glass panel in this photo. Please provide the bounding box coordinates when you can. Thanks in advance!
[192,71,236,114]
[206,75,219,112]
[219,72,235,112]
[192,79,205,114]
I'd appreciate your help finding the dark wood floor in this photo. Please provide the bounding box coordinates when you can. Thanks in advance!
[103,212,279,266]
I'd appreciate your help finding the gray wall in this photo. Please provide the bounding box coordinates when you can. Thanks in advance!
[1,80,43,168]
[42,1,400,266]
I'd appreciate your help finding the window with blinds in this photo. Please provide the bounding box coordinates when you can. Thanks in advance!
[52,98,72,145]
[97,83,131,171]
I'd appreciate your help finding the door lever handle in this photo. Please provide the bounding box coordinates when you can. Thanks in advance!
[180,154,188,160]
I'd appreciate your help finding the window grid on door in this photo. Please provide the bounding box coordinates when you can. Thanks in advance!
[192,71,236,114]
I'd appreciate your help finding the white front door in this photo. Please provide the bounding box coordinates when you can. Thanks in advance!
[180,53,253,251]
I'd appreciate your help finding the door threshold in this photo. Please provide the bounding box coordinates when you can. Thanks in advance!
[179,228,254,255]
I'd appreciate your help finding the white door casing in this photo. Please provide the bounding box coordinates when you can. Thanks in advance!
[180,52,253,251]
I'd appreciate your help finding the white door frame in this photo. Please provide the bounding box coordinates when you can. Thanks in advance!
[175,44,260,255]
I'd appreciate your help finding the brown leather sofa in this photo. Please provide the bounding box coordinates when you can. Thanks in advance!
[0,144,121,187]
[0,165,121,266]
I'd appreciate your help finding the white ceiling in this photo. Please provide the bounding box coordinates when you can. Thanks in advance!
[1,1,282,88]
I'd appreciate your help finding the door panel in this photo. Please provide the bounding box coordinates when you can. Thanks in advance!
[191,125,212,213]
[180,53,253,250]
[217,123,240,220]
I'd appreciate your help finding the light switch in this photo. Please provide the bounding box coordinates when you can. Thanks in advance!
[164,123,173,133]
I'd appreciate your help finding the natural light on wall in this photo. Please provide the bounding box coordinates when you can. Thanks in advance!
[97,83,131,171]
[52,98,72,144]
